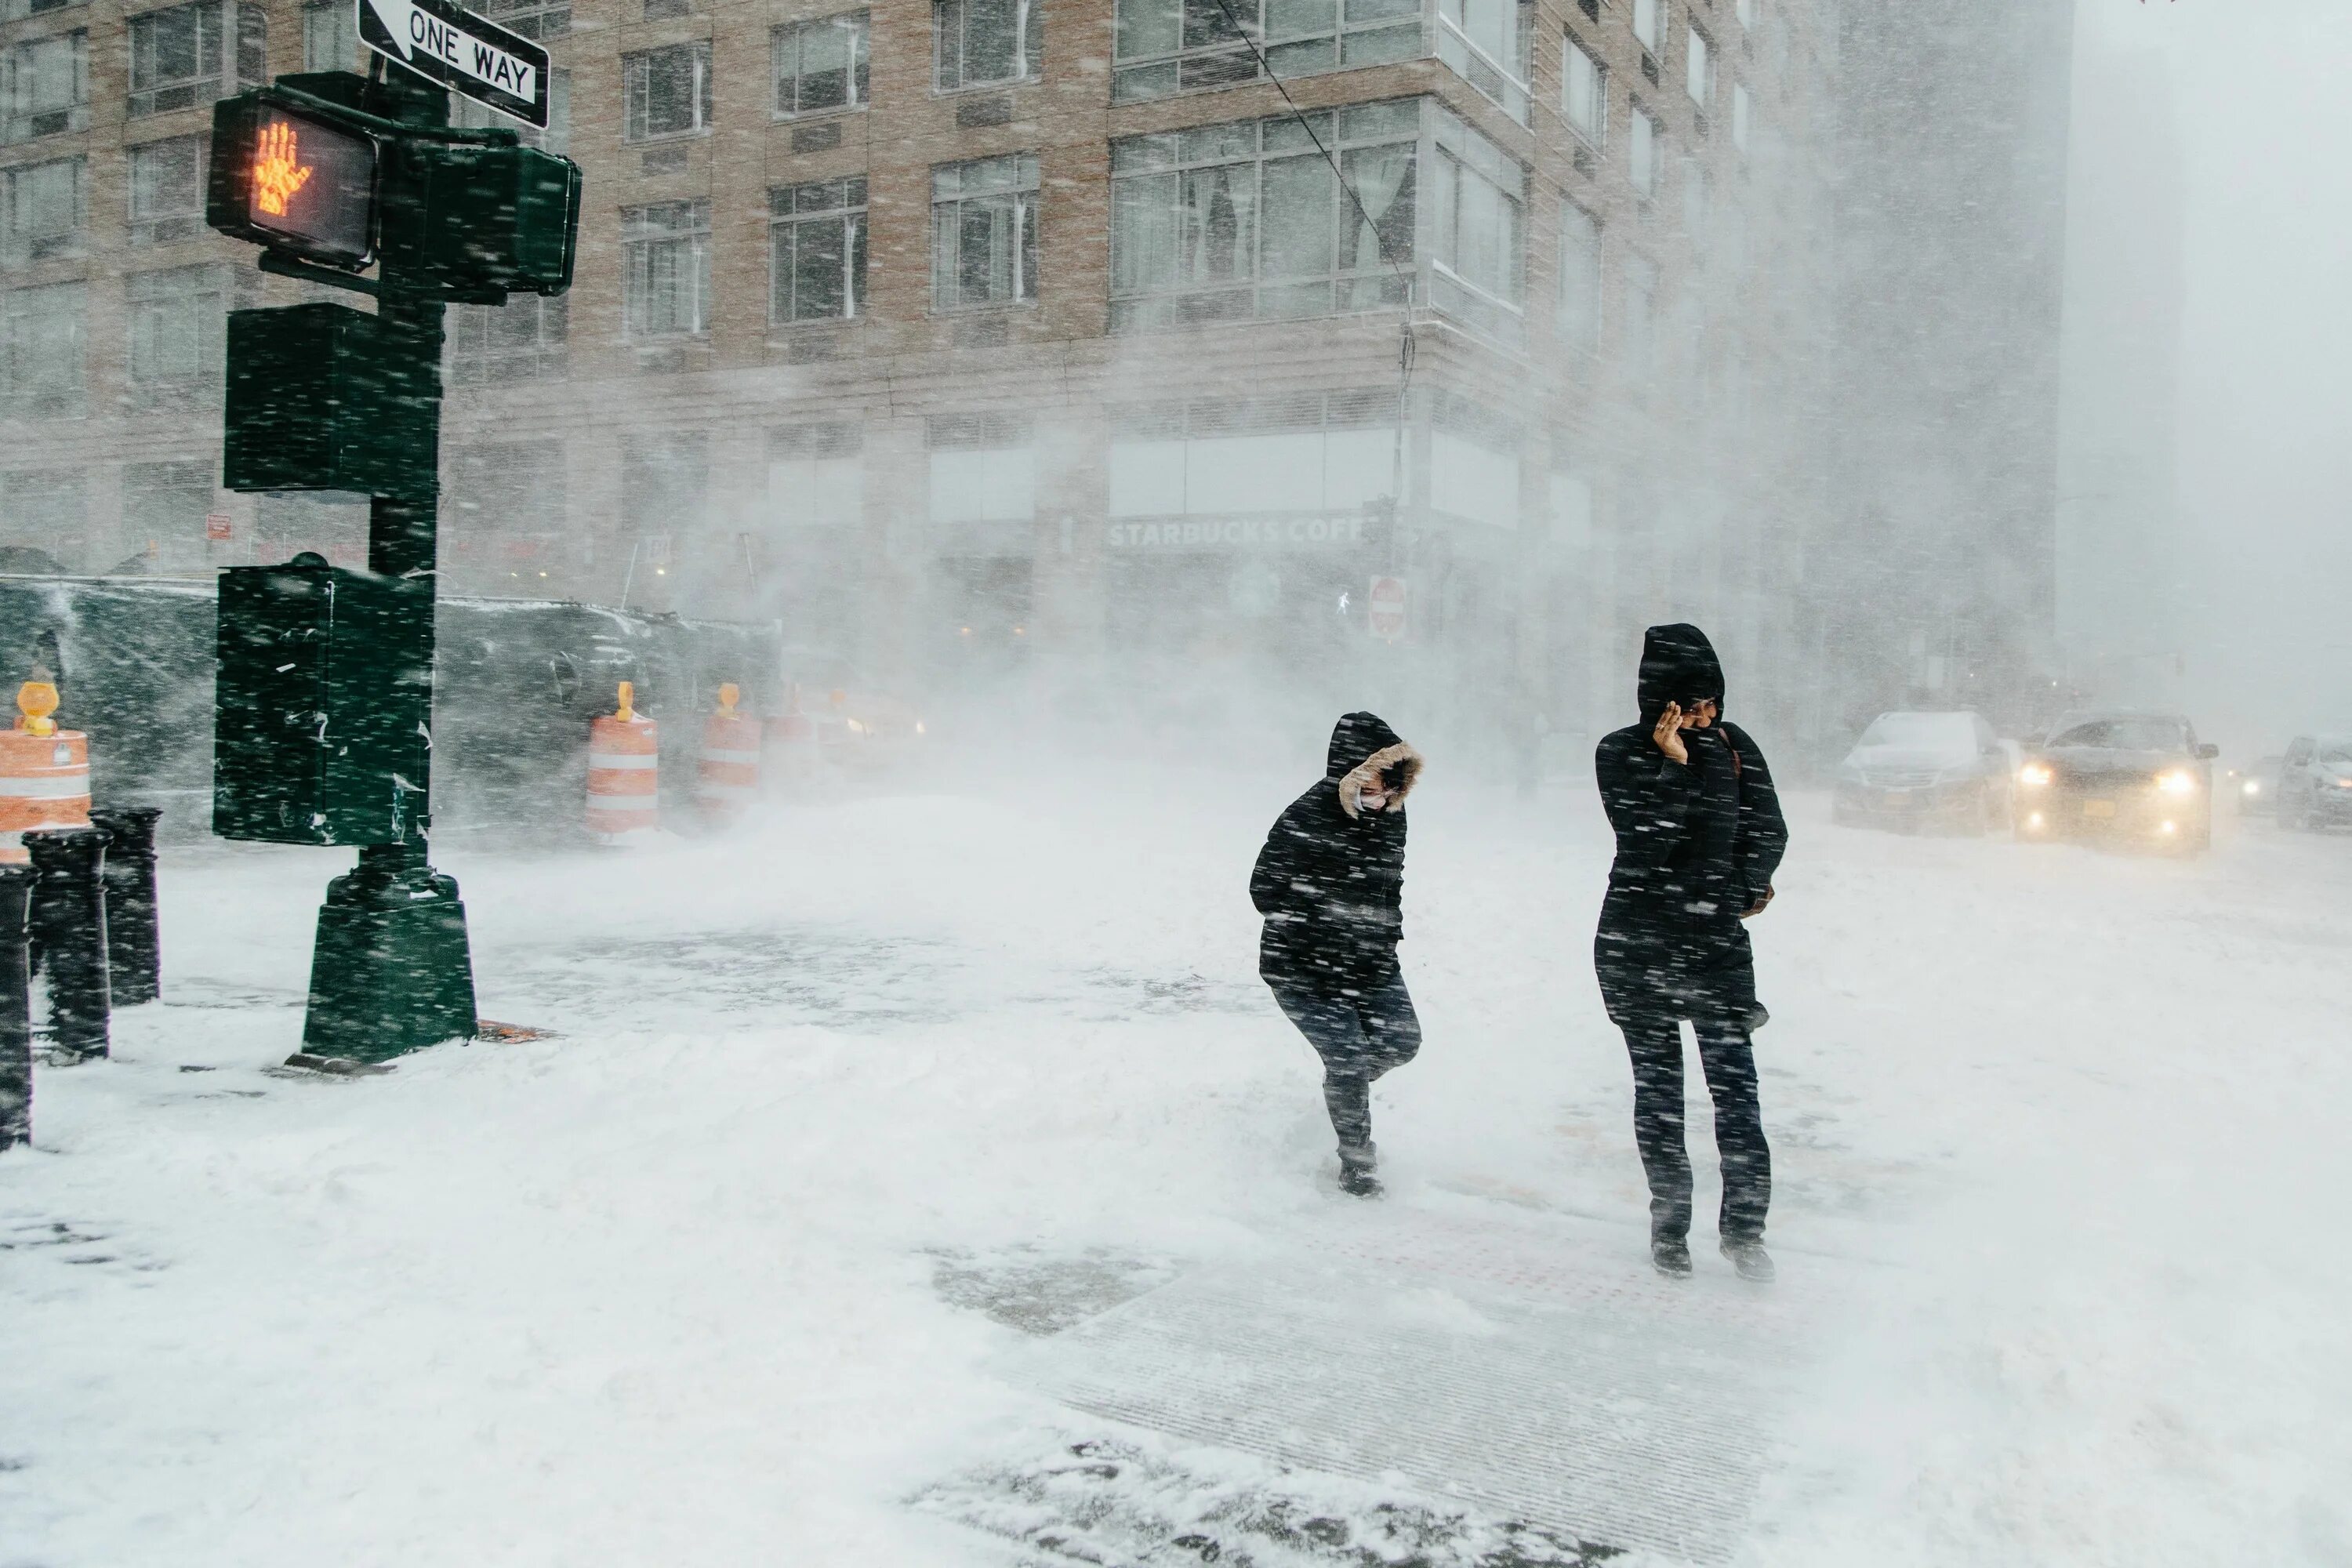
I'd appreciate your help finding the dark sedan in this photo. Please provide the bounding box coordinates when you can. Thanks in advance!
[2014,713,2217,852]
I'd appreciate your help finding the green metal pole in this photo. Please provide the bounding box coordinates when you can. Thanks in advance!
[297,72,477,1062]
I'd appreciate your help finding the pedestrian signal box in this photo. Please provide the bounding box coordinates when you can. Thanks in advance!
[207,93,380,269]
[221,303,437,499]
[214,555,433,848]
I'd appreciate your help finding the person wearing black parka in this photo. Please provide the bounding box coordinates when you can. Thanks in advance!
[1250,712,1425,1197]
[1594,625,1788,1281]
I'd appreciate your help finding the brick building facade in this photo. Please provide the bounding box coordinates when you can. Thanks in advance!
[2,0,1842,742]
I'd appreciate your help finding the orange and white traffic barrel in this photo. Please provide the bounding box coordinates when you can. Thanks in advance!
[586,681,659,844]
[695,683,760,825]
[3,668,89,866]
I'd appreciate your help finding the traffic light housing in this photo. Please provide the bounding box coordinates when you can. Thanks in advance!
[221,303,439,499]
[213,555,434,847]
[206,74,581,303]
[382,138,582,299]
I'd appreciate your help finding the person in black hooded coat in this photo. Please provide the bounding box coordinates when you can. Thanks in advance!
[1250,712,1425,1196]
[1594,624,1788,1279]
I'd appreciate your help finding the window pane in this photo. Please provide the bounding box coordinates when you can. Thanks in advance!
[799,20,849,108]
[1258,154,1334,278]
[1339,143,1413,271]
[795,218,846,318]
[1110,172,1179,294]
[1114,0,1180,57]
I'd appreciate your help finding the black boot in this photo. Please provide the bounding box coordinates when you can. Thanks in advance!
[1337,1142,1381,1198]
[1652,1233,1693,1277]
[1720,1238,1776,1283]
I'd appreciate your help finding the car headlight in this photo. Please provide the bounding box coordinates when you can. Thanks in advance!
[2156,769,2197,796]
[2336,776,2352,789]
[2018,763,2053,788]
[2241,779,2262,796]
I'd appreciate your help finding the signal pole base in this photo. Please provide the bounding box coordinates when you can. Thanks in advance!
[300,844,477,1063]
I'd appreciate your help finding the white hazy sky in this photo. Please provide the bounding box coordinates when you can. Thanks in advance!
[2074,0,2352,750]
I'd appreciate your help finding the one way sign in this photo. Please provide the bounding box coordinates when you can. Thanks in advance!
[357,0,550,129]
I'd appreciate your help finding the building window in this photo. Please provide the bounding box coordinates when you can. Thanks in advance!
[303,0,356,69]
[3,0,94,20]
[1735,0,1754,29]
[128,1,266,118]
[452,67,569,151]
[1732,82,1751,152]
[1557,199,1599,351]
[774,12,868,116]
[478,0,569,41]
[122,459,213,554]
[0,279,83,415]
[927,415,1035,526]
[447,293,568,383]
[1685,24,1711,107]
[935,0,1039,90]
[770,176,866,325]
[126,139,205,263]
[622,434,708,546]
[448,441,568,587]
[622,200,711,337]
[1632,0,1661,54]
[1437,0,1526,122]
[1111,0,1421,104]
[1629,106,1660,197]
[1679,156,1708,253]
[623,41,712,142]
[1621,253,1657,384]
[931,153,1038,310]
[1428,105,1523,339]
[2,31,89,144]
[1563,32,1604,148]
[1109,100,1414,332]
[125,263,225,394]
[0,469,85,566]
[766,423,864,528]
[0,155,84,267]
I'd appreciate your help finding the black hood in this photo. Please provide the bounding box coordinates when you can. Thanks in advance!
[1327,711,1403,778]
[1637,623,1726,723]
[1323,711,1423,818]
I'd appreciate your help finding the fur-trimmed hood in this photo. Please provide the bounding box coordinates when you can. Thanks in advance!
[1325,711,1424,818]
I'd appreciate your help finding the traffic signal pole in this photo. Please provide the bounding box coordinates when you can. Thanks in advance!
[205,57,578,1062]
[302,75,477,1061]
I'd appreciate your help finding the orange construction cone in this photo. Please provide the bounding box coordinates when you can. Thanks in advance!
[2,666,89,866]
[695,683,760,826]
[586,681,659,844]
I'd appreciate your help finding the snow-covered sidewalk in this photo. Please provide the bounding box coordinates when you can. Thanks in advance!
[3,764,2347,1566]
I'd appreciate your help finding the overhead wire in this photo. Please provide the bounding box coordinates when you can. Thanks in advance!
[1199,0,1418,564]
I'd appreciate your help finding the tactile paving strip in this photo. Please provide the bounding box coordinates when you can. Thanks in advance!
[1038,1206,1860,1563]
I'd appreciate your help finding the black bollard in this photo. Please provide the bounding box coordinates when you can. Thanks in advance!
[0,863,32,1149]
[89,807,162,1007]
[24,826,111,1062]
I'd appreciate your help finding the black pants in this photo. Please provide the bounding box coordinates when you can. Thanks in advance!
[1269,970,1421,1149]
[1620,1015,1770,1243]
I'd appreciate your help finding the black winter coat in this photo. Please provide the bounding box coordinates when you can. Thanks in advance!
[1594,625,1788,1028]
[1250,712,1425,992]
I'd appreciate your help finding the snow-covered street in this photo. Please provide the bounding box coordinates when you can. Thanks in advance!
[5,762,2348,1566]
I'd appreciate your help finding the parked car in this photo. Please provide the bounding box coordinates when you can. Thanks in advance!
[2015,712,2216,851]
[2275,735,2352,831]
[1832,710,2016,833]
[2223,753,2283,817]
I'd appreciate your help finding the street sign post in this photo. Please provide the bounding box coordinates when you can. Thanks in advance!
[356,0,550,128]
[206,64,580,1062]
